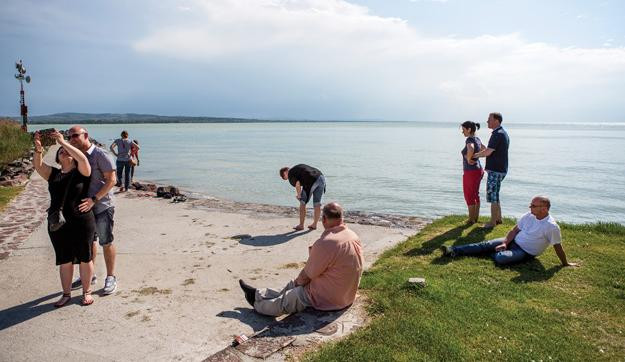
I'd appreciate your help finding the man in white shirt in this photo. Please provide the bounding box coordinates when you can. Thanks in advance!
[441,196,578,266]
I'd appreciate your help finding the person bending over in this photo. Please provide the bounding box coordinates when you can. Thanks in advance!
[440,196,578,267]
[280,164,326,230]
[239,203,363,316]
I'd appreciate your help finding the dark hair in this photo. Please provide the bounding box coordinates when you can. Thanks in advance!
[132,139,139,145]
[279,167,289,177]
[121,130,129,138]
[461,121,480,134]
[490,112,503,124]
[55,147,77,166]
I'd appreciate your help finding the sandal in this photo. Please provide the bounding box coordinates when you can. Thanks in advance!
[54,293,72,308]
[82,290,94,306]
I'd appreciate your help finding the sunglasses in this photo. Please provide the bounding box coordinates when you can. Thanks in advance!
[70,133,85,139]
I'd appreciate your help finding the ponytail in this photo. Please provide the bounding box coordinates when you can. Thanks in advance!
[461,121,479,134]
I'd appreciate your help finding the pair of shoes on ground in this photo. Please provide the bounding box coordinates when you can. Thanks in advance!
[53,291,94,307]
[72,274,117,295]
[239,279,257,307]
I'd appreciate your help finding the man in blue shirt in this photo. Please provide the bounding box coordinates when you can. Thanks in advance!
[475,112,509,229]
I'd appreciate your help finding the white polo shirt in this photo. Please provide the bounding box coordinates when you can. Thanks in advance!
[515,212,562,256]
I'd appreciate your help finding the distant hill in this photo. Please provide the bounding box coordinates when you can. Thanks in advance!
[20,113,275,124]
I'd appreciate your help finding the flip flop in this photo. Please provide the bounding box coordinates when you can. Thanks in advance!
[293,225,304,231]
[81,290,94,306]
[307,225,317,230]
[54,293,72,308]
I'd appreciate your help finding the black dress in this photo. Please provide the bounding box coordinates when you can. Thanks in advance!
[47,167,96,265]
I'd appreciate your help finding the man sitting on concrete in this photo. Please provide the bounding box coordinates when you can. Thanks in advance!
[440,196,578,267]
[239,202,364,316]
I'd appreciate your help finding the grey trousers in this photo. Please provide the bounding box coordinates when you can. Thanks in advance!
[254,280,311,316]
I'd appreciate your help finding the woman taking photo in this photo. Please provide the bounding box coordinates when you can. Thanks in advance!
[33,130,96,307]
[460,121,485,224]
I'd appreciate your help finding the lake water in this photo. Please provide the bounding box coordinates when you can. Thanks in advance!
[32,122,625,224]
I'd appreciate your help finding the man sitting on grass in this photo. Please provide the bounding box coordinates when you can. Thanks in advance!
[239,202,364,316]
[440,196,578,267]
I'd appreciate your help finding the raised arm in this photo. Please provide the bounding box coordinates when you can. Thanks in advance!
[32,132,52,181]
[52,131,91,177]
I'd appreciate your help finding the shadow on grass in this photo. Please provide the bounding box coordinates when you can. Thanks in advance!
[403,224,471,256]
[507,259,563,283]
[404,223,498,257]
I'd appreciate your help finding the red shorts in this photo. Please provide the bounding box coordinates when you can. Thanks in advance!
[463,169,484,206]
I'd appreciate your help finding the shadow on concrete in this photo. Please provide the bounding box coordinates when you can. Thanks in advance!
[0,291,68,331]
[212,307,348,360]
[216,307,276,332]
[238,230,312,247]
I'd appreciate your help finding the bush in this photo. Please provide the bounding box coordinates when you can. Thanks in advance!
[0,119,31,169]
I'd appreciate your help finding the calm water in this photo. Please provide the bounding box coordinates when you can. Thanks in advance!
[32,122,625,224]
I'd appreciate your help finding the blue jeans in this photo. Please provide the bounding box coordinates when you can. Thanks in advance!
[299,175,326,206]
[451,238,533,265]
[116,160,131,190]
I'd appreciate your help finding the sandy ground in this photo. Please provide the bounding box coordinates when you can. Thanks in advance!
[0,174,422,361]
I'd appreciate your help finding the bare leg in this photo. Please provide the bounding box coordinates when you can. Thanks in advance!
[59,263,73,294]
[466,205,476,224]
[79,261,94,304]
[308,204,321,229]
[494,203,503,224]
[103,244,116,277]
[475,203,481,223]
[294,204,305,230]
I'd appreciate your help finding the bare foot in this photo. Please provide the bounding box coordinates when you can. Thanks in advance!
[293,225,304,231]
[54,293,71,308]
[481,223,496,229]
[307,225,317,230]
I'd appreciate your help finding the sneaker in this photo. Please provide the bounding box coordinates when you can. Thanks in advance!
[439,245,455,257]
[239,279,256,307]
[103,275,117,295]
[71,274,97,289]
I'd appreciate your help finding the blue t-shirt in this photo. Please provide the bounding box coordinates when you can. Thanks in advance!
[461,136,482,171]
[485,126,510,173]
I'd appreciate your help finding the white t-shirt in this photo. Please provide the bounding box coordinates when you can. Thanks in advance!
[514,212,562,256]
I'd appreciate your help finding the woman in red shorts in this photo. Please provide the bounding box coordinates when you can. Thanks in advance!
[460,121,485,224]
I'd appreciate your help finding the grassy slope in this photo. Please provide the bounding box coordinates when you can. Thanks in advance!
[306,216,625,361]
[0,119,31,168]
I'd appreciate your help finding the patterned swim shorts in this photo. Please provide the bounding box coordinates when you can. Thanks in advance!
[486,171,506,203]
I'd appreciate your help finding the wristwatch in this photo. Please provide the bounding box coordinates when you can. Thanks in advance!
[91,196,97,203]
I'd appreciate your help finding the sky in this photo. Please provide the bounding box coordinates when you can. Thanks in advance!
[1,0,624,123]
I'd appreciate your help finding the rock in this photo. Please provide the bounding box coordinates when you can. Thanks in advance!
[408,277,426,287]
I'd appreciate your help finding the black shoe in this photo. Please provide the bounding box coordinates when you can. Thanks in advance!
[239,279,256,307]
[440,245,455,257]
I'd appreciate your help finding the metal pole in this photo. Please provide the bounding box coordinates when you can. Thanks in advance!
[20,81,28,131]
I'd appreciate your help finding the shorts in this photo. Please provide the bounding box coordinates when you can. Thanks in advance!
[299,175,326,206]
[94,207,115,246]
[486,171,506,203]
[463,169,484,206]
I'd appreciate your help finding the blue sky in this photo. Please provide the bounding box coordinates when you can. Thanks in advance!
[1,0,624,122]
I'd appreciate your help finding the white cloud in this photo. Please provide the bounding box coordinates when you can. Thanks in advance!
[133,0,625,121]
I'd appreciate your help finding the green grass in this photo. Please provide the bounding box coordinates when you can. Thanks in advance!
[305,216,625,361]
[0,119,31,169]
[0,186,24,211]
